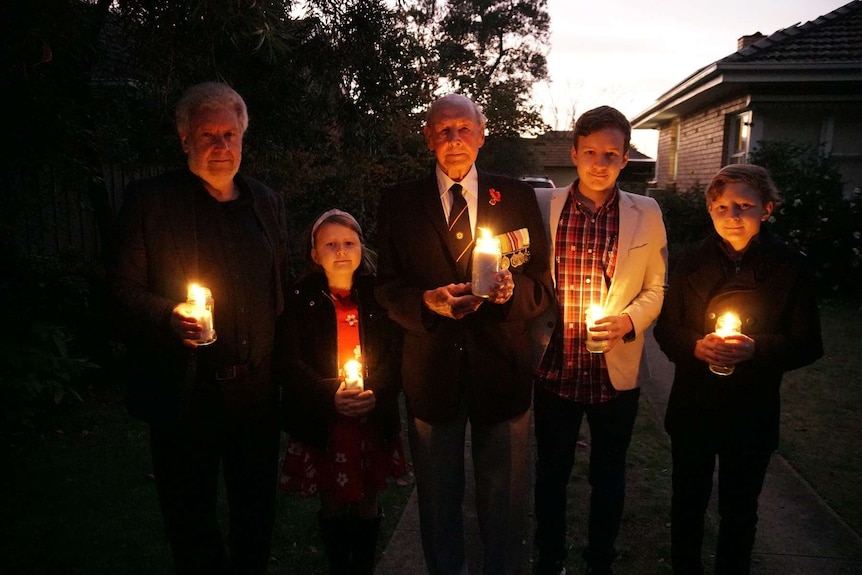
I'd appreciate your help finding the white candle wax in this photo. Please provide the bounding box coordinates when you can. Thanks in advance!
[194,308,215,342]
[343,359,364,391]
[187,283,216,343]
[710,311,741,375]
[585,304,609,353]
[471,229,501,297]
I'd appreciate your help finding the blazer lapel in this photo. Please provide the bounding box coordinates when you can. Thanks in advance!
[615,191,637,275]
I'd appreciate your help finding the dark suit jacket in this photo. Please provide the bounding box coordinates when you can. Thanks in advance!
[654,229,822,451]
[375,170,554,425]
[111,168,290,424]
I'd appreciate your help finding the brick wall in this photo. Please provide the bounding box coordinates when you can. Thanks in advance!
[655,96,749,191]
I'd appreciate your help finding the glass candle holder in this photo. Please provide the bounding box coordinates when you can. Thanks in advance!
[471,228,501,297]
[709,311,741,375]
[187,284,216,345]
[585,304,609,354]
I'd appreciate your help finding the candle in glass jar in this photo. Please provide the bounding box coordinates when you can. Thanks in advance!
[710,311,741,376]
[585,304,609,353]
[187,283,216,344]
[471,228,501,297]
[343,359,364,391]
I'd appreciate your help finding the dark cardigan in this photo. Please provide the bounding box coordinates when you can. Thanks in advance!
[275,272,403,450]
[654,228,823,451]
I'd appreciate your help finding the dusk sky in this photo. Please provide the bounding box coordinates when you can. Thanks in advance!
[536,0,851,156]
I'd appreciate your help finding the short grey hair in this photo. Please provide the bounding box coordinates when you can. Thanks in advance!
[175,82,249,136]
[425,93,487,126]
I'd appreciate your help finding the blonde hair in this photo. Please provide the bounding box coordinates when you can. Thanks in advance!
[306,210,377,276]
[706,164,781,205]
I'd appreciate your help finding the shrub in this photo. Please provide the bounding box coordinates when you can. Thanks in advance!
[653,185,711,271]
[750,140,862,297]
[0,251,107,431]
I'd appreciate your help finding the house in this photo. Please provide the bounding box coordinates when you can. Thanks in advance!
[631,0,862,196]
[525,130,656,191]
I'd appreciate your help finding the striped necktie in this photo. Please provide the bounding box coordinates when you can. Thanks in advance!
[448,183,472,277]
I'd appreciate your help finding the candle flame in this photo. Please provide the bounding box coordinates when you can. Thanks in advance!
[344,359,362,381]
[188,283,207,307]
[586,304,605,325]
[715,312,741,337]
[478,227,492,239]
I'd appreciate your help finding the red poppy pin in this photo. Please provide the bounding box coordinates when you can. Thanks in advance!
[489,188,501,206]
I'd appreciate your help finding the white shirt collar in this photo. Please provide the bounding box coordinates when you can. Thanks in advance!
[436,164,478,234]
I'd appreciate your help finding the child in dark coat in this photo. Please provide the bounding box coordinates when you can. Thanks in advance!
[277,209,406,575]
[654,164,823,575]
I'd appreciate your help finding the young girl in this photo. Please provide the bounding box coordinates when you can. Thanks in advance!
[654,164,823,575]
[277,209,406,575]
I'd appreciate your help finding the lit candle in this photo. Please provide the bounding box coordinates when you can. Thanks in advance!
[471,228,501,297]
[585,304,609,353]
[710,311,741,376]
[187,283,216,344]
[343,359,364,391]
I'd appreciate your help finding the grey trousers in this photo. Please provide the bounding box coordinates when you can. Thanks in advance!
[407,403,531,575]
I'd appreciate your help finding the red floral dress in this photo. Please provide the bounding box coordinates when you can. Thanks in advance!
[279,288,406,503]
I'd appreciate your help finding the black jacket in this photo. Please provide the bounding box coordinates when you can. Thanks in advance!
[111,169,290,424]
[655,229,823,450]
[276,272,402,450]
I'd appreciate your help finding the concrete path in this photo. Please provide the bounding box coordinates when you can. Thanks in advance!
[377,327,862,574]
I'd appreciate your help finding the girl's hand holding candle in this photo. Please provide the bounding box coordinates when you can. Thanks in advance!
[335,360,376,417]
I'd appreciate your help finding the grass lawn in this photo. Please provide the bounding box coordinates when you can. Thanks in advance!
[1,298,858,574]
[779,299,862,535]
[0,390,413,575]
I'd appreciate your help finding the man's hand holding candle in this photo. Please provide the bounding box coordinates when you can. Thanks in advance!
[585,310,634,353]
[486,269,514,305]
[170,303,206,347]
[423,283,483,319]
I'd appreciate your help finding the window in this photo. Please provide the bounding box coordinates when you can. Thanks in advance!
[727,111,752,164]
[669,121,680,181]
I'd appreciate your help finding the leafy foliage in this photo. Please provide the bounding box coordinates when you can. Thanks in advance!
[0,252,105,431]
[414,0,551,137]
[653,140,862,297]
[653,187,711,271]
[2,0,554,427]
[750,140,862,296]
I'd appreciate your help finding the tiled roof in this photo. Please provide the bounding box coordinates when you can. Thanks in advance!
[531,131,573,168]
[529,131,653,169]
[721,0,862,64]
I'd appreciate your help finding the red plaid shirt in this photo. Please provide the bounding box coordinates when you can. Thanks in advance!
[535,183,620,404]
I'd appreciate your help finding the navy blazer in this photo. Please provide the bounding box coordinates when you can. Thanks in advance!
[111,168,290,424]
[375,170,554,425]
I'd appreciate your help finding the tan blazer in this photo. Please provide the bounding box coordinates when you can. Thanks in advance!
[531,184,668,390]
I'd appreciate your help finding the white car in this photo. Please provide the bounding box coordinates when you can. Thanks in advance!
[520,176,556,189]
